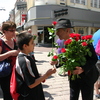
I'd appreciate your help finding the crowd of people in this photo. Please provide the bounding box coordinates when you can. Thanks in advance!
[0,19,99,100]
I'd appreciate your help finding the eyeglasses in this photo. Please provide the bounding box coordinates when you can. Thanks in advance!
[7,30,16,32]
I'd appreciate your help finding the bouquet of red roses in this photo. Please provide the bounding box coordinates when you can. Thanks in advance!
[47,21,93,80]
[52,33,93,80]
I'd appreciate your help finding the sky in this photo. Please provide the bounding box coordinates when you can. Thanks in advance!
[0,0,16,25]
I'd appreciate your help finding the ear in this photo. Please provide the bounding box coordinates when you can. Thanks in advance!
[3,30,6,33]
[66,28,70,32]
[23,44,27,49]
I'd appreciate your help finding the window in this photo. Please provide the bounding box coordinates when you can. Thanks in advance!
[91,0,100,8]
[81,0,85,5]
[70,0,86,5]
[70,0,75,3]
[91,0,93,7]
[76,0,80,3]
[94,0,98,7]
[99,0,100,8]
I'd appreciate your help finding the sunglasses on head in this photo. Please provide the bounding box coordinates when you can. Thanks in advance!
[7,30,16,32]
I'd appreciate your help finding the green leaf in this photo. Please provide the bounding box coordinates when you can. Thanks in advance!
[88,51,92,57]
[52,34,56,37]
[81,57,86,62]
[80,62,85,66]
[47,52,51,57]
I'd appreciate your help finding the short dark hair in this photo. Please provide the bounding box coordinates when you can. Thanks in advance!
[16,32,33,50]
[2,21,16,33]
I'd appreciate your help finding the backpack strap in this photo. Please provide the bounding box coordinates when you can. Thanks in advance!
[16,54,30,97]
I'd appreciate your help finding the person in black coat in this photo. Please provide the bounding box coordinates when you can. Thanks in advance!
[50,18,99,100]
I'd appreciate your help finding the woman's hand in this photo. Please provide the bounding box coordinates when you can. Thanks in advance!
[8,49,20,56]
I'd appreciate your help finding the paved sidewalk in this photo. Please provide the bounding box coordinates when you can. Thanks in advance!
[34,47,78,100]
[0,46,98,100]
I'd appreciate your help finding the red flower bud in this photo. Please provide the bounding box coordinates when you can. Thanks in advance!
[68,70,71,76]
[52,21,57,26]
[81,35,92,40]
[81,42,88,46]
[69,33,81,39]
[86,35,92,39]
[52,55,58,61]
[61,48,66,53]
[64,39,72,45]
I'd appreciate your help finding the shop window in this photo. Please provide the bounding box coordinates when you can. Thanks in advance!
[78,29,84,34]
[70,0,86,5]
[91,0,100,8]
[38,27,44,43]
[91,29,93,34]
[70,0,75,3]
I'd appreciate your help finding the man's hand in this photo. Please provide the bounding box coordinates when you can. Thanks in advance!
[73,67,84,75]
[50,61,58,65]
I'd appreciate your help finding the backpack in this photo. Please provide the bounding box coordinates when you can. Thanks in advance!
[95,39,100,56]
[10,54,30,100]
[10,64,20,100]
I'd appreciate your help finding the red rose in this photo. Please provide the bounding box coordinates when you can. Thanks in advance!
[52,55,58,61]
[75,33,81,37]
[81,35,92,40]
[69,33,75,38]
[86,35,92,39]
[68,70,71,76]
[52,21,57,26]
[64,39,72,45]
[70,33,81,38]
[81,42,88,46]
[61,48,66,53]
[53,55,58,59]
[81,36,86,40]
[75,37,80,41]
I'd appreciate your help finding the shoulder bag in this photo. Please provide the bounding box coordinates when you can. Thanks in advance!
[0,39,11,77]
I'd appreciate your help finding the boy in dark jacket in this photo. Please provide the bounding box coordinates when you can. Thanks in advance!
[16,32,56,100]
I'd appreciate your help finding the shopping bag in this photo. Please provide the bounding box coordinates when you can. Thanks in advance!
[0,59,11,77]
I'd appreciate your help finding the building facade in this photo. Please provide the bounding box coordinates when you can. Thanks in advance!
[21,0,100,45]
[14,0,27,32]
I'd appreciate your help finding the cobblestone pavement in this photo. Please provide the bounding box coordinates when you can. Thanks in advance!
[34,47,98,100]
[0,46,99,100]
